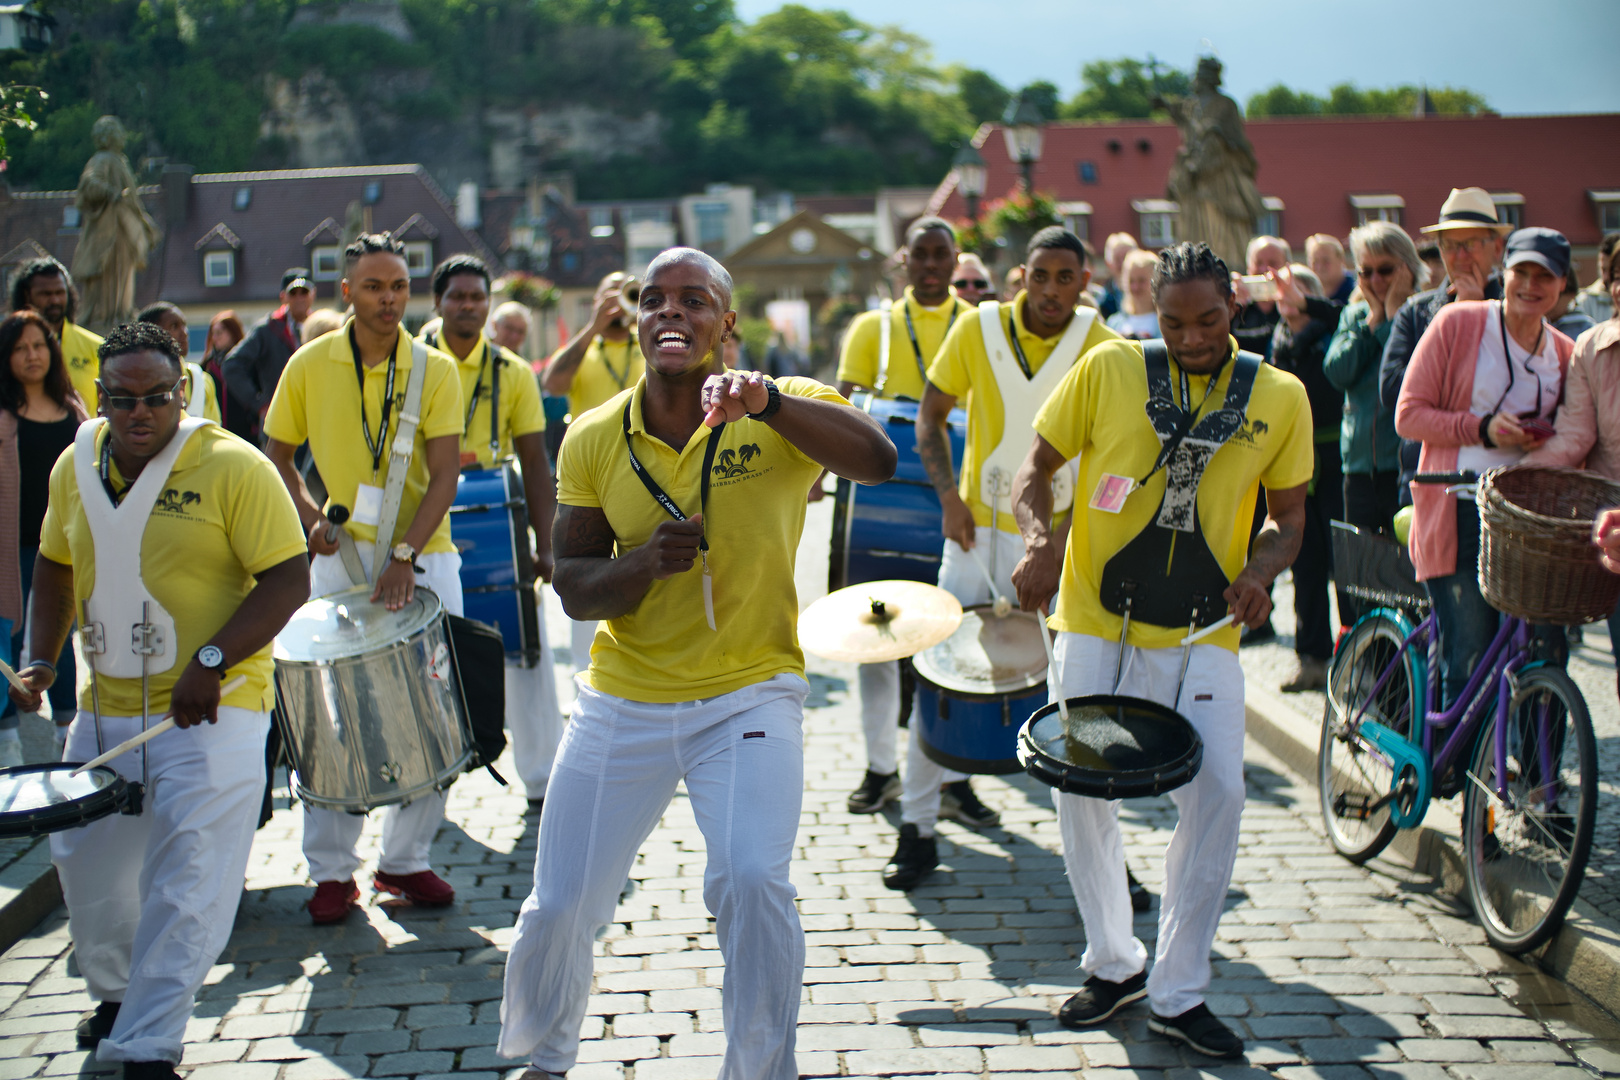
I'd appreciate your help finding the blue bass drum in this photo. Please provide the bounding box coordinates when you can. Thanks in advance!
[829,393,968,591]
[911,607,1048,775]
[450,461,540,666]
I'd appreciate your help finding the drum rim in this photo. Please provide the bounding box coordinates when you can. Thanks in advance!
[912,605,1048,695]
[0,762,129,832]
[274,585,446,662]
[1016,694,1205,797]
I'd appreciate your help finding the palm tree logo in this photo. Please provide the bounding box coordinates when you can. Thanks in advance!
[713,444,763,478]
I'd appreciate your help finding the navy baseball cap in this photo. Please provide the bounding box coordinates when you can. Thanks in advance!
[1504,228,1571,278]
[281,267,313,292]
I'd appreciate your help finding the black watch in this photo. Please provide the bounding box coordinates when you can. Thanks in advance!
[747,378,781,422]
[195,644,227,675]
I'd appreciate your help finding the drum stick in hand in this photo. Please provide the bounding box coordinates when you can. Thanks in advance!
[0,657,28,695]
[71,675,247,776]
[1179,613,1236,647]
[324,504,350,544]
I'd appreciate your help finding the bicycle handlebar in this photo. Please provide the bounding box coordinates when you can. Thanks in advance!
[1413,471,1480,486]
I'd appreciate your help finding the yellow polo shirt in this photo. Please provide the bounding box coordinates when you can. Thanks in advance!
[426,332,547,468]
[185,362,221,424]
[1035,337,1313,653]
[926,293,1120,533]
[264,324,463,553]
[557,376,844,702]
[61,321,103,409]
[38,423,309,715]
[836,287,974,401]
[568,336,644,420]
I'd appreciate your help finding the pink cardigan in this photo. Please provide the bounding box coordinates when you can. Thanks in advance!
[1394,301,1573,581]
[1525,319,1620,480]
[0,399,89,623]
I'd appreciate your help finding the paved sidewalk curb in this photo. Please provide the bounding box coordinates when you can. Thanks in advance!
[1245,680,1620,1009]
[0,838,60,956]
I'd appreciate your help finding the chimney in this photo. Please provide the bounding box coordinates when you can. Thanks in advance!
[456,180,480,229]
[161,164,194,227]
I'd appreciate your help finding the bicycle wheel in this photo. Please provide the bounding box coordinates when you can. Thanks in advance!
[1462,665,1596,954]
[1319,611,1422,863]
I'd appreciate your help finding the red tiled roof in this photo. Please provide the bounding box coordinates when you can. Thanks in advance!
[932,113,1620,250]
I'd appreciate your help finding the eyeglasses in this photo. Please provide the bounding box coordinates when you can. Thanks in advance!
[96,376,185,411]
[1358,264,1399,279]
[953,279,989,290]
[1438,236,1492,256]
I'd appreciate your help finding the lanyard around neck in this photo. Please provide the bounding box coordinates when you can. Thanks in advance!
[1006,312,1037,380]
[602,337,634,390]
[349,325,398,476]
[1493,300,1545,417]
[1138,349,1231,488]
[902,299,960,380]
[461,342,491,434]
[98,434,127,507]
[622,400,723,555]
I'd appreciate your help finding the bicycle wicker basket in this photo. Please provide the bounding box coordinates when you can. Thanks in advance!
[1477,464,1620,624]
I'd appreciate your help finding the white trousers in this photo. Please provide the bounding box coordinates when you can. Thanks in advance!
[500,674,809,1079]
[1050,631,1246,1017]
[302,544,462,882]
[506,648,565,800]
[53,707,268,1065]
[900,527,1025,833]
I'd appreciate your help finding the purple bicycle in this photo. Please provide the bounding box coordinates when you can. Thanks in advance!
[1320,472,1597,954]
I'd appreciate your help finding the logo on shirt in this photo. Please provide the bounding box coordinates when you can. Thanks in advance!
[1230,418,1269,447]
[713,444,762,479]
[154,488,202,515]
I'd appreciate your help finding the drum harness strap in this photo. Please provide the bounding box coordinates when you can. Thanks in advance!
[357,339,430,587]
[1099,341,1262,709]
[76,416,211,814]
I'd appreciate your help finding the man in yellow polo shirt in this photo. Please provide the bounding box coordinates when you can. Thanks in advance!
[886,227,1118,891]
[542,269,646,680]
[1010,242,1310,1058]
[11,322,309,1073]
[10,257,103,406]
[264,233,466,924]
[425,253,564,813]
[833,216,985,820]
[498,248,895,1080]
[137,302,221,424]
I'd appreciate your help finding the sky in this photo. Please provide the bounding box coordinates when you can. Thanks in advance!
[733,0,1620,116]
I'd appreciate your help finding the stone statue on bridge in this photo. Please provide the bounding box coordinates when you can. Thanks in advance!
[71,115,160,329]
[1157,58,1265,272]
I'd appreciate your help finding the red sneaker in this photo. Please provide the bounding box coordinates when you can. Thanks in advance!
[373,869,455,907]
[308,879,360,924]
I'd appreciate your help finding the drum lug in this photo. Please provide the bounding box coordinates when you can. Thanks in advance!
[121,782,145,817]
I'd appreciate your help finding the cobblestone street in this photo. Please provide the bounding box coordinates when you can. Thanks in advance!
[2,508,1619,1078]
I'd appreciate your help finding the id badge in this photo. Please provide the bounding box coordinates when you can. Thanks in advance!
[353,483,384,527]
[1089,473,1135,514]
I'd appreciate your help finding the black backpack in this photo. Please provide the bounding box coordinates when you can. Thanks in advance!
[447,612,509,784]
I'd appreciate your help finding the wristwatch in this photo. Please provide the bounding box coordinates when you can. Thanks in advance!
[195,644,226,675]
[746,377,782,422]
[390,542,418,565]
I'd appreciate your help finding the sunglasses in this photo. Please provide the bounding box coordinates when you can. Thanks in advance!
[953,279,990,290]
[97,376,186,411]
[1358,264,1399,279]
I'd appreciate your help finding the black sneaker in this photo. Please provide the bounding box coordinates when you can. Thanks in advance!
[77,1000,120,1048]
[1058,970,1148,1027]
[847,769,901,814]
[882,823,937,891]
[1127,868,1152,913]
[938,780,1001,828]
[125,1063,181,1080]
[1149,1002,1245,1058]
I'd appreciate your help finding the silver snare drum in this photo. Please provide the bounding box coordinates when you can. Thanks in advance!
[274,585,474,811]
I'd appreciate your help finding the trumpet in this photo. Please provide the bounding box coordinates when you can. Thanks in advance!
[618,276,640,308]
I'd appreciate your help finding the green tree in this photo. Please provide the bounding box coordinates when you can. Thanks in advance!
[1063,58,1190,120]
[954,67,1009,125]
[1246,81,1490,117]
[1017,79,1061,121]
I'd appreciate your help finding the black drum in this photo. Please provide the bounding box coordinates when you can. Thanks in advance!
[1017,695,1203,799]
[0,763,133,838]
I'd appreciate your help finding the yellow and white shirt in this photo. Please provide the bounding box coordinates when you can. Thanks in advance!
[836,287,974,401]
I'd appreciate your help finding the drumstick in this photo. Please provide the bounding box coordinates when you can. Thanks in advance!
[1035,606,1069,724]
[0,656,28,695]
[1179,613,1236,647]
[967,548,1013,618]
[70,675,247,776]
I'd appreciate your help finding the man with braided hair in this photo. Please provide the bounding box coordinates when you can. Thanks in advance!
[1011,242,1311,1058]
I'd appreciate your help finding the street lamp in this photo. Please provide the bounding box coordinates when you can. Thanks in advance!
[952,142,987,223]
[1002,97,1045,195]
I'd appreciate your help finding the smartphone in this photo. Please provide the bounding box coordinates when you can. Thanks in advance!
[1519,415,1556,441]
[1240,274,1279,301]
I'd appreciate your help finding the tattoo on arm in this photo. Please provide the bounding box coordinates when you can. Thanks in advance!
[556,504,616,559]
[1245,518,1303,586]
[553,503,654,621]
[917,424,957,498]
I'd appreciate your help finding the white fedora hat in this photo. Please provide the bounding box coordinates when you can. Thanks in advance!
[1421,187,1514,235]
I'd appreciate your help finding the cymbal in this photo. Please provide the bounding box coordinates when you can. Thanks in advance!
[798,580,964,663]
